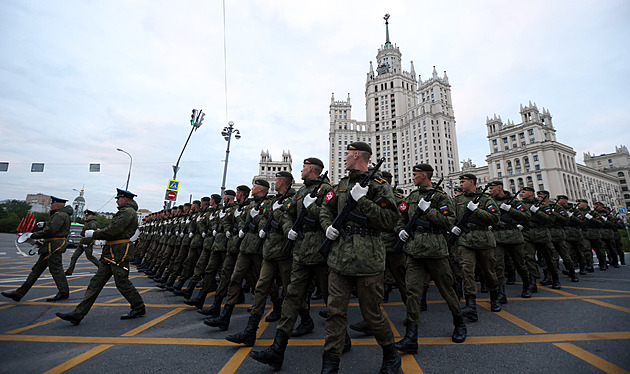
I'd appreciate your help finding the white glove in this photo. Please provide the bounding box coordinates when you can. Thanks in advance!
[179,233,184,238]
[273,201,282,210]
[398,230,409,242]
[196,216,202,221]
[85,230,94,238]
[219,211,226,218]
[238,229,245,238]
[19,232,33,242]
[303,195,317,209]
[259,229,266,239]
[212,230,217,236]
[530,205,539,213]
[603,216,607,222]
[418,198,431,212]
[226,231,232,238]
[175,231,179,236]
[467,201,479,212]
[488,226,493,231]
[36,221,45,228]
[326,225,339,240]
[131,229,140,241]
[500,203,511,211]
[186,219,190,224]
[189,232,193,238]
[585,213,593,220]
[350,183,369,201]
[516,224,524,231]
[288,229,298,241]
[202,232,206,238]
[450,226,462,236]
[250,209,259,218]
[568,212,574,217]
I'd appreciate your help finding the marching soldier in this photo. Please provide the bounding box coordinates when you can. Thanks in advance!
[319,142,401,373]
[595,203,619,268]
[66,209,101,275]
[577,199,607,270]
[550,195,579,282]
[561,197,588,275]
[57,188,145,324]
[2,196,72,302]
[395,164,466,355]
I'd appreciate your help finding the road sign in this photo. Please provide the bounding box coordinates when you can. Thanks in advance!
[165,190,177,200]
[619,207,627,213]
[167,179,180,191]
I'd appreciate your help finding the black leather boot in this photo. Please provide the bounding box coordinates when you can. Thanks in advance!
[321,352,340,374]
[452,313,467,343]
[497,283,507,304]
[540,270,552,286]
[462,295,478,322]
[179,281,197,298]
[521,276,532,298]
[173,280,191,296]
[420,286,428,311]
[529,275,538,293]
[203,304,234,331]
[394,321,418,354]
[505,269,516,285]
[147,267,161,279]
[155,272,170,286]
[551,273,561,289]
[266,299,283,322]
[579,263,587,275]
[226,314,261,346]
[586,260,595,272]
[568,268,579,282]
[198,294,223,316]
[185,290,208,309]
[349,320,373,336]
[379,343,402,374]
[249,329,290,370]
[292,308,315,337]
[166,277,181,292]
[490,290,501,312]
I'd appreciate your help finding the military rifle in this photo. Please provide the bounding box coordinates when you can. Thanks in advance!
[283,171,328,254]
[235,193,267,249]
[255,181,294,252]
[318,157,386,258]
[499,188,523,224]
[447,184,491,245]
[393,177,444,251]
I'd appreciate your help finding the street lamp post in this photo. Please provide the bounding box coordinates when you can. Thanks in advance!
[117,148,132,190]
[220,121,241,199]
[165,109,205,209]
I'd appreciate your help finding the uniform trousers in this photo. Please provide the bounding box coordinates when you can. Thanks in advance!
[459,246,499,296]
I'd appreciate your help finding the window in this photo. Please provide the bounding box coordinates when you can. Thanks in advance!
[496,163,501,169]
[535,165,540,170]
[492,139,497,145]
[620,179,627,184]
[498,172,502,177]
[533,155,539,161]
[503,137,508,143]
[528,129,534,135]
[537,174,543,180]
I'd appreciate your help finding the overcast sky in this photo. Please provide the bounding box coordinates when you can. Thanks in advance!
[1,0,629,212]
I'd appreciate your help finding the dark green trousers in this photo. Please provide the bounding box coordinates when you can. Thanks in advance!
[16,250,69,298]
[406,256,461,322]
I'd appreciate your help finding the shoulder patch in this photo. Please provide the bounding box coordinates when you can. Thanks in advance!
[439,205,449,215]
[398,201,408,213]
[516,204,524,211]
[373,177,386,184]
[324,190,335,203]
[374,196,394,209]
[487,204,497,213]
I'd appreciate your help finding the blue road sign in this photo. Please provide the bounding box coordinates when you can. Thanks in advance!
[167,179,180,191]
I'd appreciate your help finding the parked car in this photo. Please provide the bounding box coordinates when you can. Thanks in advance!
[66,223,84,248]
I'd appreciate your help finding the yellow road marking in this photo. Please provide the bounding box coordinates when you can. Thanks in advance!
[121,307,185,337]
[105,288,152,304]
[562,285,630,294]
[2,331,628,346]
[218,308,273,373]
[582,299,630,314]
[401,354,424,374]
[6,316,63,335]
[554,343,630,374]
[42,344,114,374]
[543,287,577,297]
[477,302,547,334]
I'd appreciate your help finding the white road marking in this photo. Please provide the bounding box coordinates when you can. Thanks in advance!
[14,240,29,257]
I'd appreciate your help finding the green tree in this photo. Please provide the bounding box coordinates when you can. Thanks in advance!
[95,215,113,229]
[0,200,33,233]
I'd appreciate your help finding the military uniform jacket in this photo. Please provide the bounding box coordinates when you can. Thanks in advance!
[31,205,73,257]
[578,207,602,240]
[320,169,399,277]
[564,206,584,241]
[80,217,99,246]
[93,199,139,263]
[283,178,330,265]
[211,203,237,253]
[383,190,405,253]
[395,185,455,259]
[453,191,499,249]
[597,210,615,240]
[550,205,569,242]
[237,196,267,255]
[521,198,553,243]
[181,212,195,246]
[258,189,295,261]
[227,199,249,254]
[492,193,529,245]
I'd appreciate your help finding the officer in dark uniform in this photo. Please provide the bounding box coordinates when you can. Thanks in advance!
[56,189,145,324]
[66,209,101,275]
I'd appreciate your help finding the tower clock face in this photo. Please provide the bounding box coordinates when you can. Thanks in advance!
[377,62,390,75]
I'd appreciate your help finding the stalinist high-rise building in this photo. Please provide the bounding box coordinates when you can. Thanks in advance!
[328,15,460,192]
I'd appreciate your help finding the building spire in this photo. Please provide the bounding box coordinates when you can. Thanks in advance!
[384,14,391,47]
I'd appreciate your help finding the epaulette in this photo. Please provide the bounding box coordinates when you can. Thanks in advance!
[438,190,447,195]
[395,192,405,199]
[373,177,386,184]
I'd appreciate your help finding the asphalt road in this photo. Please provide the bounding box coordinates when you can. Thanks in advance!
[0,232,629,374]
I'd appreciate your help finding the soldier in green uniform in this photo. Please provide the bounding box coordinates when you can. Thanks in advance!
[171,200,205,293]
[394,164,466,355]
[56,189,145,325]
[2,196,72,302]
[320,142,401,373]
[204,180,271,331]
[66,209,101,275]
[249,158,333,370]
[161,202,194,290]
[450,174,501,321]
[550,195,579,282]
[487,181,532,301]
[562,197,587,275]
[595,202,619,268]
[225,171,296,346]
[612,214,626,265]
[577,199,607,270]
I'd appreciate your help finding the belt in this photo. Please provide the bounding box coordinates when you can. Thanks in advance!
[344,225,379,236]
[301,224,319,233]
[44,237,65,242]
[106,239,131,245]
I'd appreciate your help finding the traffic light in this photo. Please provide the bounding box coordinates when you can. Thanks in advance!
[191,109,199,125]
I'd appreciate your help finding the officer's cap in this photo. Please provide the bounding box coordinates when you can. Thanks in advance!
[192,200,201,206]
[577,198,588,203]
[178,205,184,209]
[459,173,476,181]
[347,142,372,155]
[488,180,503,186]
[85,209,96,216]
[537,190,550,196]
[594,201,604,206]
[304,158,324,169]
[201,196,211,202]
[225,190,236,197]
[115,188,136,199]
[237,185,251,194]
[413,164,434,173]
[211,194,221,204]
[254,179,270,188]
[184,202,192,207]
[50,196,67,204]
[522,186,535,192]
[557,195,569,200]
[276,171,293,180]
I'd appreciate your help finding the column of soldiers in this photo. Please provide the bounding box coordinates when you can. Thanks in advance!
[126,143,628,374]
